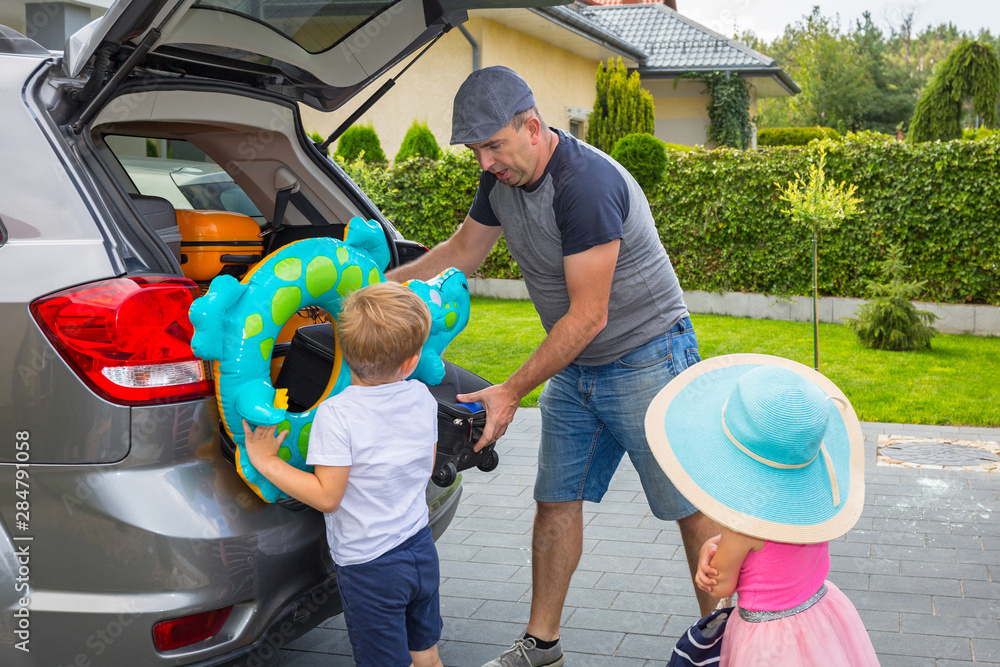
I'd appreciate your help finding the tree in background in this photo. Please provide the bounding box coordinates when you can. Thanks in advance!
[908,40,1000,143]
[751,7,998,136]
[334,124,386,163]
[756,9,881,132]
[585,57,654,154]
[395,121,442,162]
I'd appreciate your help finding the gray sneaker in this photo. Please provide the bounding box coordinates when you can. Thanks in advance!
[481,636,564,667]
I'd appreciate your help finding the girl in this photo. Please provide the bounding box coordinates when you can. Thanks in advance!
[645,353,879,666]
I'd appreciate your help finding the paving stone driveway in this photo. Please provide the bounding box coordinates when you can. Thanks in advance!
[275,411,1000,666]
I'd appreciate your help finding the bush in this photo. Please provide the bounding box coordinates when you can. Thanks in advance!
[395,122,442,162]
[664,142,695,152]
[757,127,842,147]
[335,124,386,163]
[844,245,939,350]
[649,132,1000,305]
[610,133,667,191]
[962,127,999,141]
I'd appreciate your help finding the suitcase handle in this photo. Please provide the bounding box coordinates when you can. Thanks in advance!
[456,401,484,412]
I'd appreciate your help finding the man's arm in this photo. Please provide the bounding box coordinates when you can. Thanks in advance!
[386,215,502,283]
[460,239,620,450]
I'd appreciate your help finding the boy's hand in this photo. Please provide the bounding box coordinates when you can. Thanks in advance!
[242,419,289,471]
[695,534,722,593]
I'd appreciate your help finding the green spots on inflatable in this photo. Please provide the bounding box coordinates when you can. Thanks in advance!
[445,310,458,329]
[336,247,349,265]
[338,265,363,296]
[368,268,382,285]
[243,313,263,340]
[275,420,293,460]
[260,337,274,361]
[298,423,312,461]
[274,257,302,281]
[306,256,337,297]
[271,286,302,326]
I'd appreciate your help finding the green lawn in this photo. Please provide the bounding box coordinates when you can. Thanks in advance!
[444,297,1000,427]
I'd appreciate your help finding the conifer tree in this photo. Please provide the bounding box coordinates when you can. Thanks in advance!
[585,58,655,154]
[844,245,939,350]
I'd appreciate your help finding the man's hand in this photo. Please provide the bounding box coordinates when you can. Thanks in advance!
[242,419,289,472]
[695,534,722,593]
[458,382,520,451]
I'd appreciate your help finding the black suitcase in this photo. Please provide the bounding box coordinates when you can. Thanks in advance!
[424,360,499,487]
[274,324,499,486]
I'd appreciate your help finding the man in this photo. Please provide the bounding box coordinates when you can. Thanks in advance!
[387,66,719,667]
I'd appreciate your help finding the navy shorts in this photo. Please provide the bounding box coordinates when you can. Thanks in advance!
[334,526,442,666]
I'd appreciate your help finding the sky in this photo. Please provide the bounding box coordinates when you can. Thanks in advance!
[681,0,1000,42]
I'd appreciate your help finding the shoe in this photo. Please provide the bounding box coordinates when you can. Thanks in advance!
[481,636,565,667]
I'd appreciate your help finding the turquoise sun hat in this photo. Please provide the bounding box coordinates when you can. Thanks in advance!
[644,354,865,543]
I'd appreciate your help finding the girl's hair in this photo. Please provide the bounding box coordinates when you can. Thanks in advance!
[336,282,431,383]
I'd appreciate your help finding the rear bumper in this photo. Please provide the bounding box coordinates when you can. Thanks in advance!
[193,484,463,667]
[0,400,463,667]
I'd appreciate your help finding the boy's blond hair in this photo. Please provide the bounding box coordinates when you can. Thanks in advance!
[337,281,431,383]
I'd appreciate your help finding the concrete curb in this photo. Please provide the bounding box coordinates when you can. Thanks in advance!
[467,278,1000,336]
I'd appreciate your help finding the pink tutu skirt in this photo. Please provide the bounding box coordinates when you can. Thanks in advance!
[720,581,879,666]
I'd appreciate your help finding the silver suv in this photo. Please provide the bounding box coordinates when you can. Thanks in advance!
[0,1,554,664]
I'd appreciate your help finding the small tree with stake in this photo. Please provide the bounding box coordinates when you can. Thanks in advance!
[777,145,864,369]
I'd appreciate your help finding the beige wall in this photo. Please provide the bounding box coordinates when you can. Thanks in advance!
[300,17,600,161]
[300,18,766,156]
[642,77,761,148]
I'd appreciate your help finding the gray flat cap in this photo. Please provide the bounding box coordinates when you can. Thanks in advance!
[450,66,536,145]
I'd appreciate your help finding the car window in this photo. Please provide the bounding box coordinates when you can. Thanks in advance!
[106,136,266,224]
[193,0,399,54]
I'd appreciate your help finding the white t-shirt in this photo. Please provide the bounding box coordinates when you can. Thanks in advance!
[306,380,438,566]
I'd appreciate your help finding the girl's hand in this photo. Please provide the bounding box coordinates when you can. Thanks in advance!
[695,534,722,593]
[242,419,289,470]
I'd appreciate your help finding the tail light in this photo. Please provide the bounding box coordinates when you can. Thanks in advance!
[153,606,232,651]
[30,276,214,405]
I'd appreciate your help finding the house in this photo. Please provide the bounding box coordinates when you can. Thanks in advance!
[303,0,798,156]
[2,1,109,51]
[4,0,797,156]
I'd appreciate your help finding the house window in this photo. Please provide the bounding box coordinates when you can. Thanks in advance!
[565,107,590,140]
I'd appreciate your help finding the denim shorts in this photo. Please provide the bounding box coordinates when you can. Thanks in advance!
[535,317,702,520]
[334,526,442,666]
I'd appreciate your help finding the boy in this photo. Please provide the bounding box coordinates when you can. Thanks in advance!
[243,281,443,667]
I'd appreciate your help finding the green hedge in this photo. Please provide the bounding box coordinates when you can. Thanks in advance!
[651,132,1000,305]
[343,134,1000,305]
[758,126,842,146]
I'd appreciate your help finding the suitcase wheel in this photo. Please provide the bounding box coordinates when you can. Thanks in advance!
[433,460,458,487]
[477,448,499,473]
